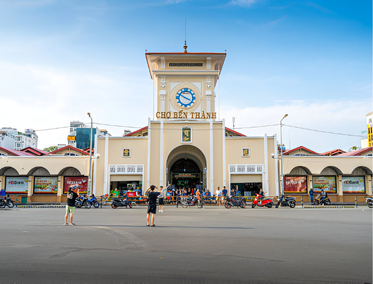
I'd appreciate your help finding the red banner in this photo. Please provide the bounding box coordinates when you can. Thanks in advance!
[63,177,88,194]
[284,176,307,193]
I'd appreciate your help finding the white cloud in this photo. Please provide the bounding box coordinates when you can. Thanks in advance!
[221,100,370,153]
[228,0,259,8]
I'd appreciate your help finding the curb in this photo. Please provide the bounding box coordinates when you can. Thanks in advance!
[16,205,66,208]
[303,205,356,209]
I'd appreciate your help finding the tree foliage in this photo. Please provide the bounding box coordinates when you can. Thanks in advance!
[43,146,58,152]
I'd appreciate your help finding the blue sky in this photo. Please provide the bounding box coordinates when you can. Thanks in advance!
[0,0,371,152]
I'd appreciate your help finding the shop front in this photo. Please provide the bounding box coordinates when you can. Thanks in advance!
[5,176,29,203]
[230,174,263,197]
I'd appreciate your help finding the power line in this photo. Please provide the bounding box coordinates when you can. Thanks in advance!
[284,124,365,138]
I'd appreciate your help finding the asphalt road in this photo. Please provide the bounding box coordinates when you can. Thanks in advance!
[0,205,371,284]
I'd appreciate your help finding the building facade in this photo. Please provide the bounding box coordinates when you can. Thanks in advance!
[0,47,371,203]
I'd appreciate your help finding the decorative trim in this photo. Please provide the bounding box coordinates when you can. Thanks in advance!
[206,77,211,88]
[161,57,165,69]
[161,77,166,88]
[229,164,264,174]
[206,57,211,69]
[109,164,144,175]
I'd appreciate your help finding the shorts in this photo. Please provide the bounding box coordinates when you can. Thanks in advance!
[66,205,75,214]
[159,198,164,205]
[147,203,157,214]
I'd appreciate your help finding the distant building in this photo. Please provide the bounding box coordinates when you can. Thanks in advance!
[67,121,86,147]
[0,127,38,150]
[366,111,373,147]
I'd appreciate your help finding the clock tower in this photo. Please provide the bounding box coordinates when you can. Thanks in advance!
[145,47,226,120]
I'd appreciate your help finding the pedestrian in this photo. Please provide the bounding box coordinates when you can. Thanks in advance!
[113,188,119,198]
[158,184,171,213]
[196,189,201,205]
[216,187,221,206]
[309,188,314,204]
[145,185,160,227]
[64,185,79,226]
[222,186,228,201]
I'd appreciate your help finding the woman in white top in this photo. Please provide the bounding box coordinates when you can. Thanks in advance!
[215,187,221,206]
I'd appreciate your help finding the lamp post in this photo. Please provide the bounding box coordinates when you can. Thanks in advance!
[280,114,288,195]
[87,112,93,196]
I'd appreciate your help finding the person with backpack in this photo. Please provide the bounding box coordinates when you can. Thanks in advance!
[64,185,80,226]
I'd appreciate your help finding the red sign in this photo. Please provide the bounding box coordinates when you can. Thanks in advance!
[127,192,138,197]
[64,177,88,194]
[284,176,307,193]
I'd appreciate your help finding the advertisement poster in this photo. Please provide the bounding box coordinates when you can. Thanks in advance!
[63,177,88,194]
[312,176,337,193]
[5,177,29,194]
[34,177,58,194]
[342,176,365,193]
[284,176,307,193]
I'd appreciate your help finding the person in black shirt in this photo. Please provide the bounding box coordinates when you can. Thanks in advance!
[145,185,160,227]
[64,185,80,226]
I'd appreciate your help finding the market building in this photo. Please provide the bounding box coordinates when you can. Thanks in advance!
[0,46,372,203]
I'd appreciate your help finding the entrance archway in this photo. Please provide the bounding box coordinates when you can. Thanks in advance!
[166,145,207,190]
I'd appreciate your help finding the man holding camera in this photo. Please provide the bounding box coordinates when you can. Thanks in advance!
[64,185,80,226]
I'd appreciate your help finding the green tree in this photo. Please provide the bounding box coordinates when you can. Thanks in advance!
[43,146,58,152]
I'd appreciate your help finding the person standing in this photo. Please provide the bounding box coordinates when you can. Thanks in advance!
[64,185,79,226]
[158,184,171,213]
[216,187,221,206]
[222,186,228,201]
[309,188,314,204]
[145,185,160,227]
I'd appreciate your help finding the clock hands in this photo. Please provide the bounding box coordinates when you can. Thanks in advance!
[180,94,191,101]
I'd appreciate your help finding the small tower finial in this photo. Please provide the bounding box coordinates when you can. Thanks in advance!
[183,18,188,53]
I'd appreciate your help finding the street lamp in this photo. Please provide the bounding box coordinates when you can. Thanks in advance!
[280,114,288,195]
[87,112,93,196]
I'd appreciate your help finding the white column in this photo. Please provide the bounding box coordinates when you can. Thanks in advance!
[159,120,164,187]
[210,120,214,193]
[104,134,109,196]
[147,118,151,188]
[274,134,279,196]
[160,91,166,112]
[264,134,269,195]
[222,119,226,187]
[92,133,98,195]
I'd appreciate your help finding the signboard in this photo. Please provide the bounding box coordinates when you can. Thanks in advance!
[243,148,250,157]
[5,177,28,194]
[63,176,88,194]
[173,173,199,178]
[123,149,130,157]
[312,176,337,193]
[284,176,307,193]
[34,177,58,194]
[182,127,191,142]
[342,176,365,193]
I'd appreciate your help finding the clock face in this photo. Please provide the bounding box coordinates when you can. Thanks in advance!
[176,88,196,108]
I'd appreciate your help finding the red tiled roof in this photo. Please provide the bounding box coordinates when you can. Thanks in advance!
[337,147,373,156]
[283,146,319,155]
[124,126,148,137]
[48,145,89,156]
[319,149,346,156]
[21,147,48,156]
[225,127,246,137]
[0,147,34,156]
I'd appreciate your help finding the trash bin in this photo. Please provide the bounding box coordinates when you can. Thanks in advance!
[21,197,27,203]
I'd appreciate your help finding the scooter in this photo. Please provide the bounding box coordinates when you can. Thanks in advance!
[181,196,203,208]
[314,194,331,205]
[252,193,273,208]
[366,197,373,208]
[111,197,132,209]
[0,195,15,208]
[86,194,100,208]
[225,196,246,209]
[275,195,296,208]
[75,195,91,208]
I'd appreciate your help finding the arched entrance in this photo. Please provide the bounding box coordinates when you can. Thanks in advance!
[166,145,207,190]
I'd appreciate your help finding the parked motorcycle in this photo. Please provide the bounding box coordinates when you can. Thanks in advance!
[86,194,100,208]
[366,197,373,208]
[181,196,203,208]
[111,197,132,209]
[252,193,273,208]
[0,195,15,208]
[75,195,91,208]
[225,196,246,209]
[275,195,296,208]
[314,194,331,205]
